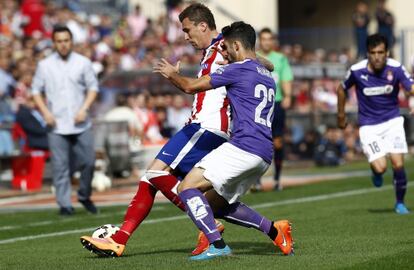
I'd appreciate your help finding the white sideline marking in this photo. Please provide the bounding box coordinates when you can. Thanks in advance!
[0,207,165,231]
[0,184,401,245]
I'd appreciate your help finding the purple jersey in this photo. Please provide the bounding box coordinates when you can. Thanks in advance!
[342,58,414,126]
[210,59,276,163]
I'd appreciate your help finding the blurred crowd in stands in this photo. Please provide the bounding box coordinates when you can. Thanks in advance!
[0,0,407,170]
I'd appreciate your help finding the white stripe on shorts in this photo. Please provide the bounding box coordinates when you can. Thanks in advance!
[170,128,206,169]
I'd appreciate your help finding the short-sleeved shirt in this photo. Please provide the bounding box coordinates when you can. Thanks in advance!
[210,59,276,163]
[257,51,293,102]
[31,52,99,135]
[342,58,414,126]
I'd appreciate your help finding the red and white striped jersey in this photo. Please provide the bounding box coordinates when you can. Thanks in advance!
[189,35,230,137]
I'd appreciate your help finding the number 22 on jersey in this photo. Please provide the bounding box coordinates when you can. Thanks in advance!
[254,84,275,128]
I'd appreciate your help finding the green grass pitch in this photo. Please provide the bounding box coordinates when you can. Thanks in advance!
[1,160,413,270]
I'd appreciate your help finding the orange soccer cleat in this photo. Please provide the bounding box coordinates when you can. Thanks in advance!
[191,220,225,255]
[272,220,294,255]
[80,236,125,257]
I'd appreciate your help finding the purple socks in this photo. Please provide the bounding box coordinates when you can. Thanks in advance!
[215,202,272,235]
[393,168,407,204]
[179,188,221,243]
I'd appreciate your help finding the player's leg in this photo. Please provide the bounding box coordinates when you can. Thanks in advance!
[145,159,185,211]
[102,125,209,248]
[272,102,285,190]
[146,123,226,211]
[389,153,409,214]
[80,173,158,257]
[360,124,387,187]
[81,124,226,256]
[84,157,182,253]
[386,116,409,214]
[206,190,293,255]
[177,168,231,260]
[80,144,181,256]
[111,175,158,244]
[369,156,387,187]
[147,125,228,255]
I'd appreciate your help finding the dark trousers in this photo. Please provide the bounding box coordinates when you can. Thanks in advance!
[48,129,95,208]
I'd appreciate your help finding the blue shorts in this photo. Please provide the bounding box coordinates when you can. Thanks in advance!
[155,123,228,179]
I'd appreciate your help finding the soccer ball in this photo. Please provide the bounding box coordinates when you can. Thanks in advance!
[92,224,120,239]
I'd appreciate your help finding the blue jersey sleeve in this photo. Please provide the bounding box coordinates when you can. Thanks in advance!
[341,69,355,90]
[396,65,414,92]
[210,64,238,89]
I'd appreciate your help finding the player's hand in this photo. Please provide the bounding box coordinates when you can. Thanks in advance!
[337,114,347,129]
[410,107,414,115]
[74,108,88,124]
[43,111,56,127]
[153,58,180,78]
[281,97,292,109]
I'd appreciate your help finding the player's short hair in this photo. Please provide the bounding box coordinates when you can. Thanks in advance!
[222,21,256,50]
[366,33,388,51]
[178,3,216,30]
[52,25,73,40]
[259,27,272,37]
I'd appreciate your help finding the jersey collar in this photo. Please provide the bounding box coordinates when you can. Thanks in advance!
[210,33,223,46]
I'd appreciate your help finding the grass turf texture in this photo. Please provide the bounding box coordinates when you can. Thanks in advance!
[0,160,413,270]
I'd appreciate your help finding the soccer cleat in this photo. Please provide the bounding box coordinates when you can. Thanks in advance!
[371,174,383,188]
[192,220,225,255]
[272,220,294,255]
[189,244,231,261]
[395,203,410,215]
[80,236,125,257]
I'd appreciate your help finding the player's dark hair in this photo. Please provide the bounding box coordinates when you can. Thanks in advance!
[52,25,73,40]
[259,27,272,37]
[366,33,388,51]
[222,21,256,50]
[178,3,216,30]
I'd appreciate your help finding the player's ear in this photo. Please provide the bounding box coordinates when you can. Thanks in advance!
[386,50,390,57]
[199,22,208,32]
[234,41,241,52]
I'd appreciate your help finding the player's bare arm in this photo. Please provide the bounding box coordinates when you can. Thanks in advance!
[337,83,347,129]
[256,54,274,72]
[154,58,213,94]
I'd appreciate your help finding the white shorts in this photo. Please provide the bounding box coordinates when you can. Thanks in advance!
[195,142,269,204]
[359,116,408,163]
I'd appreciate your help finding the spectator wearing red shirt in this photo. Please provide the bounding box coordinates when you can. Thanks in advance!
[21,0,45,37]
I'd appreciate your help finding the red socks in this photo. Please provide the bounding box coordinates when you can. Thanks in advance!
[111,174,184,246]
[111,181,157,245]
[149,175,185,211]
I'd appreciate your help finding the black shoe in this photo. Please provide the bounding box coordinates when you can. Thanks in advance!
[273,181,283,191]
[59,207,75,216]
[78,199,98,214]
